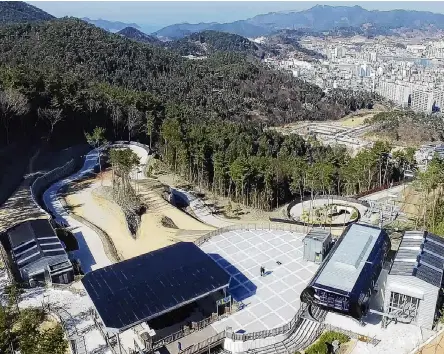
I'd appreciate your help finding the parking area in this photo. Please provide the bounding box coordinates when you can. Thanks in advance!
[200,229,319,333]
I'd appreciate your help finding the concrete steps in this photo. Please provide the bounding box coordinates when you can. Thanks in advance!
[245,305,327,354]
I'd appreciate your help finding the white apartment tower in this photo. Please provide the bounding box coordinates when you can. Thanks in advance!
[411,89,434,113]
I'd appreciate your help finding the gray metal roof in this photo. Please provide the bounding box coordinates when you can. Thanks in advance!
[389,231,444,288]
[314,223,382,293]
[7,219,72,276]
[305,229,331,242]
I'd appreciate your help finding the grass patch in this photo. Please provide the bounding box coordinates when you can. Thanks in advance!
[305,331,350,354]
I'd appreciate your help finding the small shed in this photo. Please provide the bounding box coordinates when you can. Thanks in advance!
[303,229,332,264]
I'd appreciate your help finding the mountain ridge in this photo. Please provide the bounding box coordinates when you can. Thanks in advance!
[117,26,161,44]
[154,5,444,39]
[82,17,141,32]
[0,1,54,24]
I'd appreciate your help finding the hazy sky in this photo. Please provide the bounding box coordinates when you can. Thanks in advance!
[29,1,444,31]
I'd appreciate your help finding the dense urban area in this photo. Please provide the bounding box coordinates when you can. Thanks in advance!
[266,34,444,113]
[1,2,444,354]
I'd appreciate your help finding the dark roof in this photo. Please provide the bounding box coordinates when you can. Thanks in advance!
[82,242,231,331]
[390,231,444,287]
[7,219,70,273]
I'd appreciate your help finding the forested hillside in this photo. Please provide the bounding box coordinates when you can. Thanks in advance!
[0,18,376,144]
[0,1,54,24]
[0,17,388,209]
[117,26,161,45]
[165,30,265,57]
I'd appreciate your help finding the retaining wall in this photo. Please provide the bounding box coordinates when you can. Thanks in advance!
[30,159,77,215]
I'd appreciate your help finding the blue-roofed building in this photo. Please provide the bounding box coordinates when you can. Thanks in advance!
[383,231,444,330]
[7,219,74,285]
[301,223,390,320]
[82,242,231,335]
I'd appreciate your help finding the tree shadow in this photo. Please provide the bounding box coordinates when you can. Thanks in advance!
[59,179,96,196]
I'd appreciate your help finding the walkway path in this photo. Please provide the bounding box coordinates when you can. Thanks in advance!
[43,149,112,272]
[172,188,234,228]
[42,142,150,273]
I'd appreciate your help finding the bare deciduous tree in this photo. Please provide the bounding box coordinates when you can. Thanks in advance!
[109,103,122,139]
[126,105,142,142]
[0,89,29,144]
[38,107,63,140]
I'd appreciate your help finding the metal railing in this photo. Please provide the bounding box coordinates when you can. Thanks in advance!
[152,310,234,350]
[321,323,380,346]
[229,304,307,342]
[194,223,306,247]
[180,331,227,354]
[178,304,309,354]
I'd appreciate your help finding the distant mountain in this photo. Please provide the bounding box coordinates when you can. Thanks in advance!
[82,18,141,32]
[247,5,444,32]
[165,30,265,58]
[154,5,444,39]
[117,27,161,45]
[154,21,269,39]
[0,1,54,24]
[153,22,218,39]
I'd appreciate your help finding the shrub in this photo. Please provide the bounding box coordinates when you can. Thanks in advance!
[321,331,349,344]
[304,331,350,354]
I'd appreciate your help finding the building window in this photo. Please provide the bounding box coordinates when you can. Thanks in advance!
[388,291,420,322]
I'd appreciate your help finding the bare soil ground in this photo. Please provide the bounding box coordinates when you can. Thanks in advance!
[65,170,213,260]
[157,171,287,224]
[416,331,444,354]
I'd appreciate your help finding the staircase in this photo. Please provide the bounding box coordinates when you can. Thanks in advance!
[247,305,327,354]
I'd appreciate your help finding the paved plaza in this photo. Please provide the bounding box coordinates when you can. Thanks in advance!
[200,228,319,333]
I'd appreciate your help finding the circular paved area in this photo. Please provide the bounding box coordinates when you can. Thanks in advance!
[200,228,319,333]
[289,198,368,224]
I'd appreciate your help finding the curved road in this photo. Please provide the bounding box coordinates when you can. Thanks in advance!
[42,143,149,273]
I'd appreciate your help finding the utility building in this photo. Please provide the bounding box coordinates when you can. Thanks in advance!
[301,224,390,320]
[384,231,444,330]
[303,229,332,264]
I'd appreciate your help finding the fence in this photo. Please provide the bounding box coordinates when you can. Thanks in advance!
[179,331,227,354]
[44,303,87,354]
[321,323,380,346]
[178,299,308,354]
[30,158,77,215]
[194,222,306,247]
[152,307,235,350]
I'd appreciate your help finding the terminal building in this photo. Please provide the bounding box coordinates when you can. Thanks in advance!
[301,223,390,320]
[82,242,231,349]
